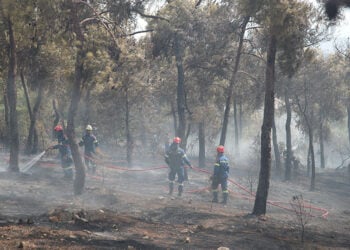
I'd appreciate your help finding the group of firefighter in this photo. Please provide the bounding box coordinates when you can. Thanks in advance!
[165,137,229,204]
[49,126,230,205]
[48,124,98,180]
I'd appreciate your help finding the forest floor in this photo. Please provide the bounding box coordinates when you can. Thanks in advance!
[0,151,349,250]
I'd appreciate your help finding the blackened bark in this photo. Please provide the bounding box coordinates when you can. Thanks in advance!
[67,1,86,195]
[68,46,86,195]
[252,33,277,216]
[284,84,292,180]
[125,87,133,167]
[198,122,205,167]
[220,16,249,146]
[3,86,9,145]
[174,34,186,147]
[6,17,19,172]
[52,99,60,132]
[21,72,33,154]
[171,101,177,135]
[239,101,243,140]
[234,96,239,155]
[308,123,316,191]
[272,118,281,173]
[347,105,350,146]
[84,88,91,126]
[319,119,325,169]
[22,72,42,154]
[30,83,42,154]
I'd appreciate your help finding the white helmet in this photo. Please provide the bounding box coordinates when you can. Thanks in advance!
[86,125,93,131]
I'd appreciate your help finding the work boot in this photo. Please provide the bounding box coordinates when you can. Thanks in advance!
[168,182,174,195]
[222,192,228,205]
[212,192,218,203]
[178,184,183,197]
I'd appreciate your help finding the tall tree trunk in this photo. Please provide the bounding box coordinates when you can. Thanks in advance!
[174,34,186,147]
[2,85,9,146]
[125,86,133,167]
[21,72,33,154]
[171,101,177,136]
[52,100,60,127]
[252,33,277,216]
[67,2,86,195]
[30,83,42,154]
[239,100,243,140]
[6,16,19,172]
[307,144,311,176]
[21,72,42,154]
[272,118,281,173]
[284,84,292,180]
[308,124,316,191]
[84,88,91,126]
[347,104,350,146]
[233,96,239,156]
[220,16,249,146]
[198,122,205,167]
[319,120,325,169]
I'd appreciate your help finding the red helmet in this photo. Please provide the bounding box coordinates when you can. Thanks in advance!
[54,125,63,132]
[173,137,181,144]
[217,145,224,153]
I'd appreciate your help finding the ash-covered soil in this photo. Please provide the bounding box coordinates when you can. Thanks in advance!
[0,152,349,249]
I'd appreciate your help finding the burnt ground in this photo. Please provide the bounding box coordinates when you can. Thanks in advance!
[0,152,349,250]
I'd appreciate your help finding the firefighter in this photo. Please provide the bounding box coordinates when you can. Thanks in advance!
[48,125,73,180]
[165,137,192,196]
[211,145,229,204]
[79,124,98,173]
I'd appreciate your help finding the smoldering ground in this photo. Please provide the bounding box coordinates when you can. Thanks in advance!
[0,148,349,249]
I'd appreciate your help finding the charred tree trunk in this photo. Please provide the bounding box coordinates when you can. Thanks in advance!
[272,118,281,173]
[252,33,277,216]
[84,88,91,126]
[52,100,60,129]
[125,86,133,167]
[307,144,311,176]
[239,100,243,140]
[6,16,19,172]
[319,120,325,169]
[308,124,316,191]
[22,73,42,154]
[284,84,292,180]
[198,122,205,167]
[234,96,239,156]
[30,83,42,154]
[347,105,350,146]
[171,101,177,136]
[174,34,186,148]
[220,16,249,146]
[2,85,9,146]
[67,2,87,195]
[68,46,86,195]
[21,72,33,154]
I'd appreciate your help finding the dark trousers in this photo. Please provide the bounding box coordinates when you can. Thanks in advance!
[168,166,185,184]
[211,177,228,192]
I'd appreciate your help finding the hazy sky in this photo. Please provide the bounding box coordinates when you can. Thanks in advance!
[318,8,350,54]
